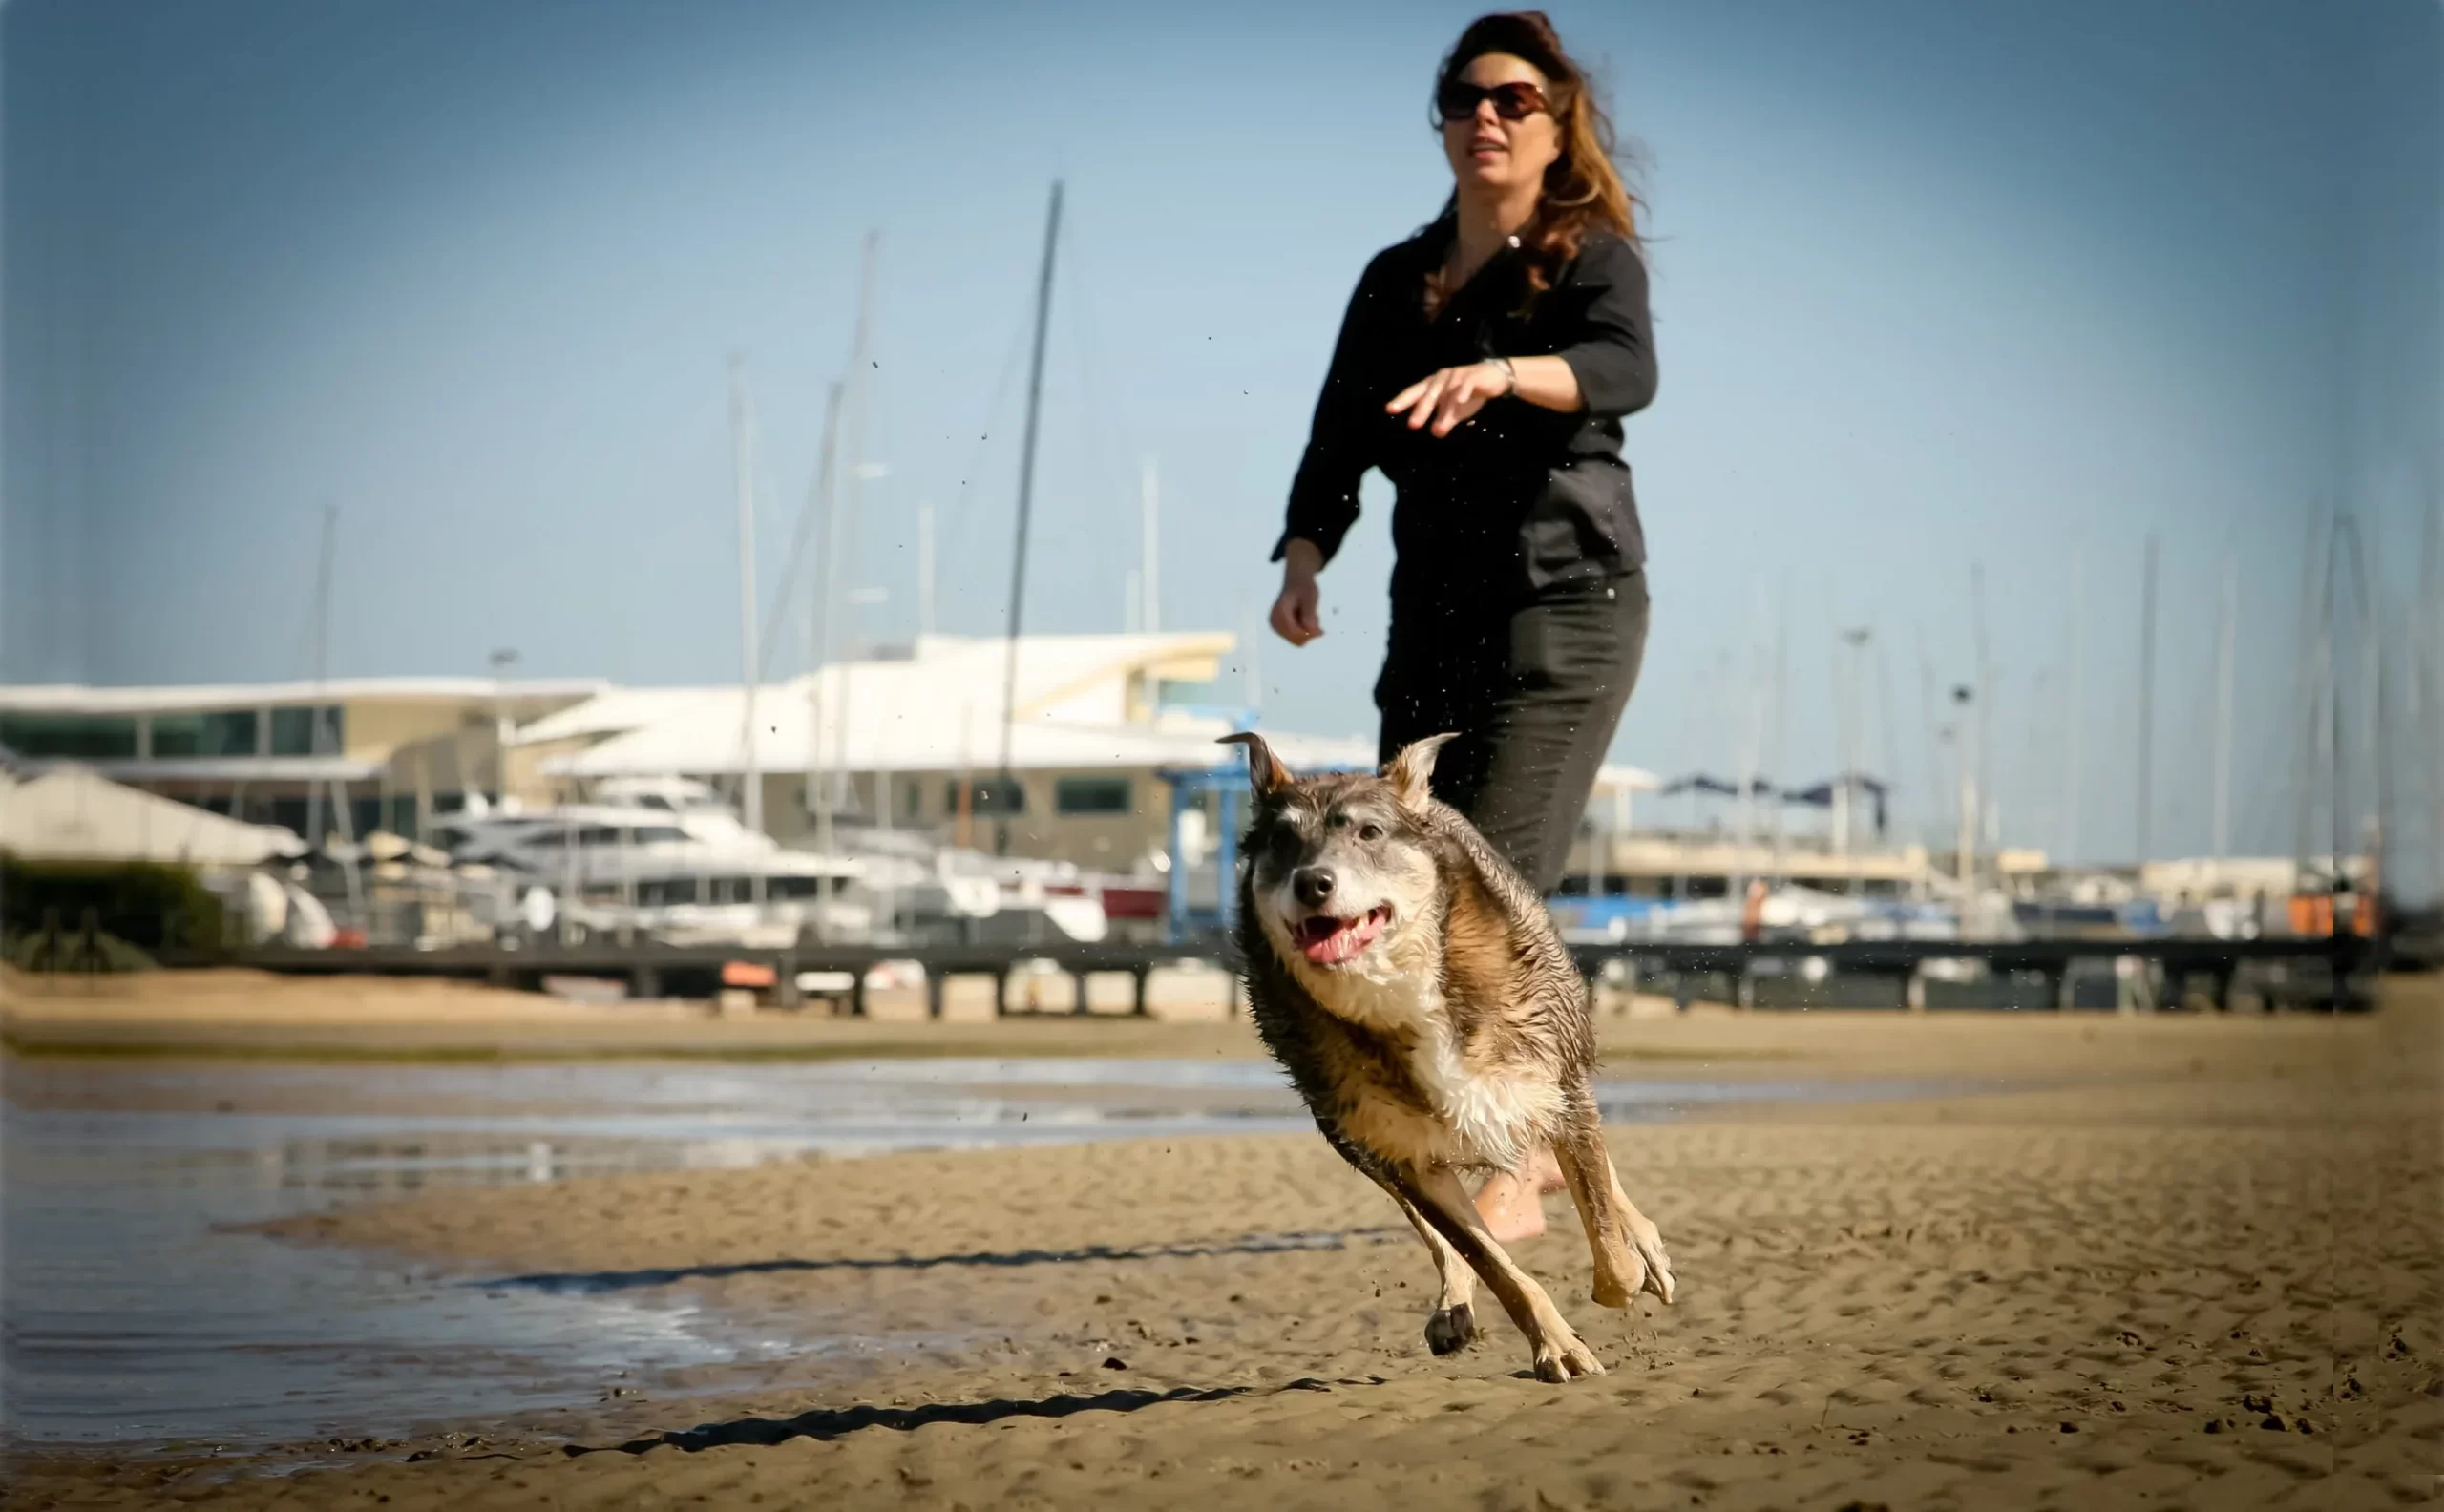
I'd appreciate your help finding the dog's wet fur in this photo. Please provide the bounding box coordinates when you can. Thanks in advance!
[1224,731,1675,1382]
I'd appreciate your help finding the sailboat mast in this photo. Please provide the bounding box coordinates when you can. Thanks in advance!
[996,179,1064,853]
[1834,627,1868,856]
[1970,562,1991,859]
[2426,493,2443,907]
[1914,622,1943,882]
[2065,546,2084,864]
[2291,504,2331,870]
[824,231,881,854]
[2136,534,2158,863]
[306,506,364,921]
[2337,514,2389,912]
[729,355,764,854]
[2212,548,2237,860]
[306,507,334,850]
[1874,635,1901,846]
[803,380,844,855]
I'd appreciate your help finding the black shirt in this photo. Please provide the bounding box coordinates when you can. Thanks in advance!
[1274,216,1657,608]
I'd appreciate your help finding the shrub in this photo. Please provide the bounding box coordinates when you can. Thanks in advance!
[0,853,228,953]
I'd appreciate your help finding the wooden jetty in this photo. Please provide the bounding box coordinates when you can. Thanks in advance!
[155,932,2380,1018]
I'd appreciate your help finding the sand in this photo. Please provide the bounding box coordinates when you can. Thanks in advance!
[7,977,2439,1511]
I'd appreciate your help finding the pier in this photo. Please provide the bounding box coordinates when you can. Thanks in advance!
[154,932,2380,1018]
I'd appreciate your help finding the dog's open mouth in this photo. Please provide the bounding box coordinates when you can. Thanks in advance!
[1293,906,1392,966]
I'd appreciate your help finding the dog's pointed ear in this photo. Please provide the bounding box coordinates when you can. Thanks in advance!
[1383,732,1456,811]
[1218,732,1294,802]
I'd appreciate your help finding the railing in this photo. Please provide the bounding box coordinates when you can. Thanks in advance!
[153,930,2382,1018]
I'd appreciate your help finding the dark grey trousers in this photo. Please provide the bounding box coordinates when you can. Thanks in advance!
[1376,571,1650,896]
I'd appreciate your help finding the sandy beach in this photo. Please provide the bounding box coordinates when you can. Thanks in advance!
[6,974,2439,1511]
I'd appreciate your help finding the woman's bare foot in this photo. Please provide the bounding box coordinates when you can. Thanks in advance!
[1475,1148,1570,1242]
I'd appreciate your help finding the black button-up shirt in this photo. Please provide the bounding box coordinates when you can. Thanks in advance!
[1274,217,1657,609]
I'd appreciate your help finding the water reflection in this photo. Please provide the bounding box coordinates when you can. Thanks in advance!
[2,1057,1963,1454]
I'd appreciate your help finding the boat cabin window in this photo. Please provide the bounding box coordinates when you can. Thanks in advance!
[524,824,688,850]
[697,874,829,904]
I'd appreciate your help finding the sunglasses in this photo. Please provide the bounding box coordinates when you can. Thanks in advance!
[1434,79,1550,124]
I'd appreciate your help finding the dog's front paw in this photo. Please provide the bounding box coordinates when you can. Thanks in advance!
[1593,1228,1675,1308]
[1424,1303,1477,1356]
[1633,1223,1675,1305]
[1530,1329,1604,1383]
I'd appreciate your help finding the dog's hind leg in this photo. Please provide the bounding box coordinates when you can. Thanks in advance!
[1372,1176,1479,1354]
[1555,1095,1675,1307]
[1390,1165,1603,1382]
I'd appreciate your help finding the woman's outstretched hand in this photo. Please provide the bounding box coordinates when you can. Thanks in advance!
[1386,360,1514,437]
[1270,538,1325,645]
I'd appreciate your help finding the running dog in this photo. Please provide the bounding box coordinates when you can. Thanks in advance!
[1223,731,1675,1382]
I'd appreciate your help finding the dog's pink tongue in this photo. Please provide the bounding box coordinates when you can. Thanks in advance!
[1298,911,1382,964]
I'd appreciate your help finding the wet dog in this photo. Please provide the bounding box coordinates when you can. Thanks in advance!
[1223,731,1674,1381]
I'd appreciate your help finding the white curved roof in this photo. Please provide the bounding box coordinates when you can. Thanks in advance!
[0,766,304,865]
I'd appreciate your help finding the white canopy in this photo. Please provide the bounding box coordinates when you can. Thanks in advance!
[0,766,305,866]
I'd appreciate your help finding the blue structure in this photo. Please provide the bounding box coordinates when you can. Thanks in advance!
[1155,761,1246,941]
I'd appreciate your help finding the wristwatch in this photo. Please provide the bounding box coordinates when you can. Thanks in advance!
[1488,355,1517,394]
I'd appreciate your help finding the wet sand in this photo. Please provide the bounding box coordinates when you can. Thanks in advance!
[7,976,2439,1511]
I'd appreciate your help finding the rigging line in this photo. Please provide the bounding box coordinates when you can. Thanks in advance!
[936,309,1036,578]
[760,380,845,675]
[1058,214,1142,524]
[1873,633,1903,842]
[501,254,874,523]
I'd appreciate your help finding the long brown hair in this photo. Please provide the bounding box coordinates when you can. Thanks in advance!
[1433,11,1641,297]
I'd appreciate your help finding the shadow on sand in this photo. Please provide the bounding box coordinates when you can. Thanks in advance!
[566,1376,1380,1456]
[476,1226,1408,1295]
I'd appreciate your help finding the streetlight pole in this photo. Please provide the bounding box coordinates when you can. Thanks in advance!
[1837,627,1871,859]
[1952,682,1977,914]
[488,647,520,807]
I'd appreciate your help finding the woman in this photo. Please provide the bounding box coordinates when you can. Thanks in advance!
[1267,11,1655,1241]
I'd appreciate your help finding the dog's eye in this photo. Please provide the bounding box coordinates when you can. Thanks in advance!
[1358,822,1384,842]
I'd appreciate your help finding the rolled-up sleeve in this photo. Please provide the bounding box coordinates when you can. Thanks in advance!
[1274,260,1387,566]
[1553,236,1657,419]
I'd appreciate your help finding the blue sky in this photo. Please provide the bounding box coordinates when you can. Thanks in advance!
[5,0,2437,883]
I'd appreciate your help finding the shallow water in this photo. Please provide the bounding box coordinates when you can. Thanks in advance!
[1,1057,1951,1453]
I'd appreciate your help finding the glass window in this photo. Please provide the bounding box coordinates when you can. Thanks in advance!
[148,709,262,758]
[0,714,138,759]
[1155,679,1213,707]
[944,777,1026,816]
[267,705,344,756]
[1055,775,1132,815]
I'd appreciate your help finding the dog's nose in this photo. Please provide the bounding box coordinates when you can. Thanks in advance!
[1293,867,1336,908]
